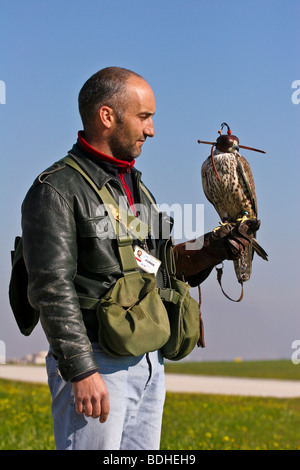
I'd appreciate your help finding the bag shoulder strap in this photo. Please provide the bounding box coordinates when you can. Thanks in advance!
[64,155,150,242]
[63,155,142,275]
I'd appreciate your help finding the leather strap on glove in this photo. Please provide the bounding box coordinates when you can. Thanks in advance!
[173,218,260,287]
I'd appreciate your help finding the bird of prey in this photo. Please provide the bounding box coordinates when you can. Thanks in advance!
[200,123,268,287]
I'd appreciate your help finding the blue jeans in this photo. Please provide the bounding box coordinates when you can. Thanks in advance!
[46,344,166,450]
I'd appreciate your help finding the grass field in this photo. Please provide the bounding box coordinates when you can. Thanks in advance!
[0,360,299,450]
[162,393,300,450]
[164,359,300,380]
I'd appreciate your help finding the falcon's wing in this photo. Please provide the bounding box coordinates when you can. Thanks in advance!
[201,161,223,219]
[201,169,214,206]
[236,155,258,217]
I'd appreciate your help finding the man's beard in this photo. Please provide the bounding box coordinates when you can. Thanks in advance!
[108,126,143,161]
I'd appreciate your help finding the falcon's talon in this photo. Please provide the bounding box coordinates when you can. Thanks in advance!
[213,221,229,233]
[236,215,250,224]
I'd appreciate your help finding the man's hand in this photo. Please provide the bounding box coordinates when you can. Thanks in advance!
[72,372,110,423]
[173,218,263,286]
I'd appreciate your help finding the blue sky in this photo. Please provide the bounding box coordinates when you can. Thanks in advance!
[1,0,299,362]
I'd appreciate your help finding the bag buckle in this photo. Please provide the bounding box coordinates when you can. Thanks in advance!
[158,288,180,304]
[117,234,133,247]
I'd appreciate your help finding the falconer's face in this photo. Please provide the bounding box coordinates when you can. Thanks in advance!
[108,76,156,161]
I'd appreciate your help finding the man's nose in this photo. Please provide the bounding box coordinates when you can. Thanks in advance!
[144,118,155,138]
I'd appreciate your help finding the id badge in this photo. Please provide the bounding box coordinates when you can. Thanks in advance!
[134,246,161,275]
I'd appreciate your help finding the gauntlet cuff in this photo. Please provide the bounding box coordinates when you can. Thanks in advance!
[173,219,260,286]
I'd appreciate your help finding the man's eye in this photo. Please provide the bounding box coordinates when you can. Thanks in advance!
[139,114,153,120]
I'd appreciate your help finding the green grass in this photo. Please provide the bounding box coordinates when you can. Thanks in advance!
[162,392,300,450]
[1,376,300,450]
[0,379,54,450]
[0,360,299,450]
[165,359,300,381]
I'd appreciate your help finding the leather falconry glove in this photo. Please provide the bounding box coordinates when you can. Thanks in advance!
[173,218,261,287]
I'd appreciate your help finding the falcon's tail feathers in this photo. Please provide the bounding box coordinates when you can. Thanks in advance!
[233,243,252,283]
[252,238,268,261]
[233,238,268,284]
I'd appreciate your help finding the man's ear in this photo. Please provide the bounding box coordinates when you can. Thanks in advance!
[98,105,115,129]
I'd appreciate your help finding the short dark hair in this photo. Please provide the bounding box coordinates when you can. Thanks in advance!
[78,66,143,129]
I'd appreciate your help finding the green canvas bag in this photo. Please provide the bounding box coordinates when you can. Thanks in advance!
[97,270,171,357]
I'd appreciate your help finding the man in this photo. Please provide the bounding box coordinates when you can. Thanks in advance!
[21,67,257,450]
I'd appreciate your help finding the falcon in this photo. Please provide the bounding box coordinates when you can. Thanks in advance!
[200,123,268,285]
